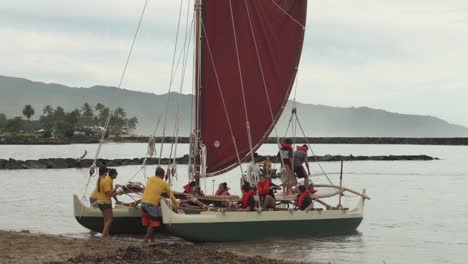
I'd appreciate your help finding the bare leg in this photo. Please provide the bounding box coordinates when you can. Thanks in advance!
[101,209,113,240]
[262,195,276,210]
[304,176,309,190]
[287,169,294,194]
[144,226,154,243]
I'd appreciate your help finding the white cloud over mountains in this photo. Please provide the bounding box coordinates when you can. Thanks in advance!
[0,0,467,126]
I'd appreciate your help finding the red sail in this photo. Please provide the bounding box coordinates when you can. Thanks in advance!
[199,0,307,176]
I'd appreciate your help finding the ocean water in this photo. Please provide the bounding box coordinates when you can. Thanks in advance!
[0,143,467,264]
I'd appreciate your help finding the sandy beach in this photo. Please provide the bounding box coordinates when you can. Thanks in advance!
[0,230,324,264]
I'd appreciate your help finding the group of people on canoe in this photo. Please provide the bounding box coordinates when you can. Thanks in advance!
[89,138,316,241]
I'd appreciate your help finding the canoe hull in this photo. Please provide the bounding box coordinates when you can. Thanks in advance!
[161,197,366,242]
[73,194,160,235]
[73,194,201,235]
[74,194,366,240]
[165,217,362,241]
[75,216,156,235]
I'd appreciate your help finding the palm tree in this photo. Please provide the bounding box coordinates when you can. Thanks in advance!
[80,103,94,127]
[42,105,53,116]
[95,103,106,113]
[54,106,66,122]
[22,105,35,120]
[127,117,139,133]
[109,107,127,134]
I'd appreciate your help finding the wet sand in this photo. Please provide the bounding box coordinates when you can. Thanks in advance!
[0,230,325,264]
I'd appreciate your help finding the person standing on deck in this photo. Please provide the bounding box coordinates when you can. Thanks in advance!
[277,138,294,194]
[95,166,116,240]
[294,144,311,189]
[141,166,179,243]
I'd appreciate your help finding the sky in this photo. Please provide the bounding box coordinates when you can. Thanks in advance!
[0,0,467,126]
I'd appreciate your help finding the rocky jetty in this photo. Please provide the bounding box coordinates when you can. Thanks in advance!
[1,136,468,145]
[0,154,437,170]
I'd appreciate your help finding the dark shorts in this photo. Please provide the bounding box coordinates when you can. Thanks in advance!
[98,203,112,211]
[141,203,161,227]
[294,166,307,179]
[89,198,97,207]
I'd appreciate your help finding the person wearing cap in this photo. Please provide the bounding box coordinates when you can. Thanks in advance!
[140,166,179,243]
[94,166,117,239]
[294,144,311,189]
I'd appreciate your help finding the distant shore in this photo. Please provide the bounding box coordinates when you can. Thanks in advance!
[0,230,318,264]
[1,135,468,145]
[0,154,437,170]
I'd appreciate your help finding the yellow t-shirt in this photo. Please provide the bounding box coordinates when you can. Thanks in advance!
[141,176,178,207]
[90,187,98,199]
[95,175,113,204]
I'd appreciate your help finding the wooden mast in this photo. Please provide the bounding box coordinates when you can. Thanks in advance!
[193,0,203,185]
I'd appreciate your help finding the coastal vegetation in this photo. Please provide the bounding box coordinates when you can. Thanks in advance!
[2,76,468,137]
[0,103,138,138]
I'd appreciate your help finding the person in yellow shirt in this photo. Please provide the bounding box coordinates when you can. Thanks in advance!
[140,166,179,243]
[95,166,116,240]
[89,188,98,207]
[89,168,120,207]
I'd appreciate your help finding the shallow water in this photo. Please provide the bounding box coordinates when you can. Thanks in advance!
[0,144,467,264]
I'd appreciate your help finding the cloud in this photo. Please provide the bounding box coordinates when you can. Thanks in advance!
[297,0,468,126]
[0,0,194,93]
[0,0,467,126]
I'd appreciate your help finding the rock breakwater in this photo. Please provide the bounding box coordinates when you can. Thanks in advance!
[0,154,437,170]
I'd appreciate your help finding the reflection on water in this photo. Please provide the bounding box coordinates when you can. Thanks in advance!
[1,144,468,264]
[216,232,365,263]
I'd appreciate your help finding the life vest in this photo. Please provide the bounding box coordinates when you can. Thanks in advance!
[241,190,256,209]
[257,179,271,196]
[296,145,308,152]
[295,189,317,208]
[280,143,293,152]
[279,144,293,167]
[183,184,191,193]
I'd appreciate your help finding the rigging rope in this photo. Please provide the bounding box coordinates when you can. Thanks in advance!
[200,20,245,175]
[294,111,335,185]
[158,0,185,166]
[199,144,207,178]
[167,7,194,176]
[243,0,287,172]
[81,0,150,201]
[228,0,256,166]
[270,0,306,30]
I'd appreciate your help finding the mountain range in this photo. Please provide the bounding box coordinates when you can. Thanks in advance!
[1,75,467,137]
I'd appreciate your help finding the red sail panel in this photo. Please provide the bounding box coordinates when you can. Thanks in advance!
[200,0,307,176]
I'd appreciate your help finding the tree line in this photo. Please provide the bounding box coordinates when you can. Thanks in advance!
[0,103,138,138]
